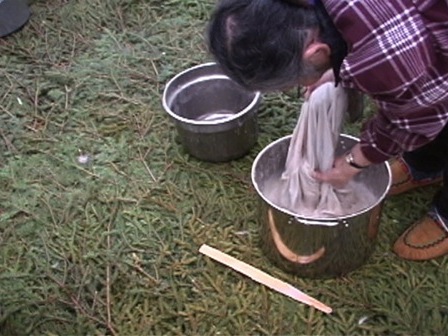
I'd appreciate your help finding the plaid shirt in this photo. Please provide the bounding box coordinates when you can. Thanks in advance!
[322,0,448,163]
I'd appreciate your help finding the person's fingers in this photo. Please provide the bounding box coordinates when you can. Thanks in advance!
[311,170,326,182]
[303,72,334,99]
[304,89,311,100]
[304,84,318,100]
[311,170,350,189]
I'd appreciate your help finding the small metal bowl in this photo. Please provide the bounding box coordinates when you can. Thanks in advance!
[0,0,30,37]
[162,62,261,162]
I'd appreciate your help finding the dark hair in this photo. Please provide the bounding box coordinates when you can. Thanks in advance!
[207,0,319,91]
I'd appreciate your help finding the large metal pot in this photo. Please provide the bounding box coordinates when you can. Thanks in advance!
[162,62,261,162]
[251,134,391,278]
[0,0,30,37]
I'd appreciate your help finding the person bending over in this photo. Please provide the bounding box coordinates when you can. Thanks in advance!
[207,0,448,261]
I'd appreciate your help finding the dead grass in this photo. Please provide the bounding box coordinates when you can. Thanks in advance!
[1,0,447,335]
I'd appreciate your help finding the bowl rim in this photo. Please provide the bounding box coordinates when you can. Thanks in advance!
[162,62,261,126]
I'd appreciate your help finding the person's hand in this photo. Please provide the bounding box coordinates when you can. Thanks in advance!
[311,144,371,188]
[311,155,360,189]
[303,69,335,100]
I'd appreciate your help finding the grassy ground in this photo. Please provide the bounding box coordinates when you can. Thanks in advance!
[1,0,447,335]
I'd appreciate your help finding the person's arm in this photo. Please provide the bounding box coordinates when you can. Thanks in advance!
[359,102,445,164]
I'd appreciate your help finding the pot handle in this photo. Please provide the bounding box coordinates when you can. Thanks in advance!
[294,217,340,226]
[268,209,326,264]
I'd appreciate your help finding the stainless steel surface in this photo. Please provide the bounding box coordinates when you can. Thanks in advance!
[162,62,261,162]
[252,134,391,278]
[0,0,30,37]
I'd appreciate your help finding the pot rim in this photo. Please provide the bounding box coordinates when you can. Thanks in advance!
[162,62,261,126]
[251,134,392,225]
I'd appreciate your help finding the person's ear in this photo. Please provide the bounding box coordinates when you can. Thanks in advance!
[303,42,331,68]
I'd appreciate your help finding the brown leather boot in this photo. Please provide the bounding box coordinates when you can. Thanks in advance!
[393,215,448,260]
[388,157,443,196]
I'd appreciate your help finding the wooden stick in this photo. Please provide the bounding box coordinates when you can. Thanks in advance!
[199,244,332,314]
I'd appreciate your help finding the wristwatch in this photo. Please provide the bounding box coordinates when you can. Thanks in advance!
[345,152,368,169]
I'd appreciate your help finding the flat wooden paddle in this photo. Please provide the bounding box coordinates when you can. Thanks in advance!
[199,244,332,314]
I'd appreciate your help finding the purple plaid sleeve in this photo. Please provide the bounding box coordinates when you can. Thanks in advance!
[322,0,448,163]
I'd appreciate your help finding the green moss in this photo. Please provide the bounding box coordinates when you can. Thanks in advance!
[0,1,446,335]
